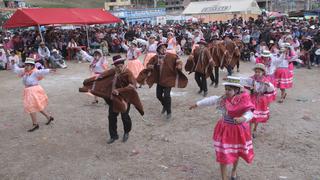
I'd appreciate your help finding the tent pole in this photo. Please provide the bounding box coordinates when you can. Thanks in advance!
[38,24,44,42]
[85,25,90,49]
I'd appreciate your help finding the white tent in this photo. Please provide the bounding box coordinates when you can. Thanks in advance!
[183,0,261,22]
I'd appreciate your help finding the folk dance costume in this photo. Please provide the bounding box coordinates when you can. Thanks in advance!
[190,77,254,180]
[12,58,54,132]
[89,50,108,104]
[185,39,213,97]
[122,40,144,79]
[79,55,144,144]
[166,32,177,55]
[240,64,275,137]
[137,43,188,119]
[254,50,277,103]
[191,30,202,53]
[274,46,302,103]
[136,36,158,67]
[90,50,108,77]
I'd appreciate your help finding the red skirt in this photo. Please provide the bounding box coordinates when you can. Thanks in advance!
[213,119,254,164]
[275,68,292,89]
[250,94,270,123]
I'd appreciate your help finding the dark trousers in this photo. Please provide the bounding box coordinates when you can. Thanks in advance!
[156,84,172,114]
[195,72,207,92]
[210,66,219,86]
[108,103,132,139]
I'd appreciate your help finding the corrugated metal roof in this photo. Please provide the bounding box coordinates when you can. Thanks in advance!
[183,0,261,15]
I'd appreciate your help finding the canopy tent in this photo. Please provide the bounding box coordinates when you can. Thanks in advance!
[3,8,121,28]
[183,0,261,22]
[3,8,121,45]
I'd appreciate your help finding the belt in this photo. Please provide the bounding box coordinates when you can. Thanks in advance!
[25,84,38,88]
[223,115,235,124]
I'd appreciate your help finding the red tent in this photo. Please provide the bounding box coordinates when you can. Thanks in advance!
[3,8,121,28]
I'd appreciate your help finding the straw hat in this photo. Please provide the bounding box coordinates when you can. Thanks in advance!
[223,76,243,88]
[25,58,36,65]
[261,50,272,57]
[253,63,266,72]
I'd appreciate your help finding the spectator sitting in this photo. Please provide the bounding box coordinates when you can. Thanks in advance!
[67,38,78,60]
[49,49,67,69]
[38,42,51,68]
[8,50,20,70]
[77,47,94,63]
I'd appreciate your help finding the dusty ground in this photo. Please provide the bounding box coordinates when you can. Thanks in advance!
[0,56,320,180]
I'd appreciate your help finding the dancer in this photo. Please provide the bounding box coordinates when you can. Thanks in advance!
[189,76,255,180]
[137,42,188,119]
[11,58,55,132]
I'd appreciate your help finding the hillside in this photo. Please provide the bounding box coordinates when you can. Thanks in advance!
[24,0,105,8]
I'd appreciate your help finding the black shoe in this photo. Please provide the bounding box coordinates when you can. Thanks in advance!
[203,91,208,97]
[28,124,39,132]
[46,116,54,125]
[210,82,214,86]
[198,90,203,94]
[107,136,119,144]
[166,113,172,120]
[122,133,129,142]
[161,107,166,114]
[214,84,218,88]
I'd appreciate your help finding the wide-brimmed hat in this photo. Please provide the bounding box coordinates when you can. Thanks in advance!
[149,34,156,39]
[112,55,126,65]
[156,42,168,52]
[130,40,138,46]
[253,63,266,72]
[269,40,275,44]
[25,58,36,65]
[283,42,291,48]
[40,42,45,45]
[197,39,207,45]
[222,76,243,88]
[306,36,312,40]
[261,50,272,57]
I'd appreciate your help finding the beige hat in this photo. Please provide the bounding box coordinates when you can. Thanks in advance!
[283,42,291,48]
[253,63,266,72]
[223,76,243,88]
[25,58,36,65]
[52,49,58,53]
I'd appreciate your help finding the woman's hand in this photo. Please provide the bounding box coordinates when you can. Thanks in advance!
[112,89,119,96]
[189,104,198,110]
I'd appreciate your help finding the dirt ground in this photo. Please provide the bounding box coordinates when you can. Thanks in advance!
[0,56,320,180]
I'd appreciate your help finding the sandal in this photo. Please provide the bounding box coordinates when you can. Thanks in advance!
[28,124,39,132]
[46,116,54,125]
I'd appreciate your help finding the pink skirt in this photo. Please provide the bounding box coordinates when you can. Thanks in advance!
[23,85,48,113]
[143,52,156,67]
[250,95,270,123]
[213,119,254,164]
[127,59,144,78]
[275,68,293,89]
[288,62,294,78]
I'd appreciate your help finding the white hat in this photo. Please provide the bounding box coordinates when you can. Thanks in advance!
[283,42,291,48]
[223,76,243,88]
[315,49,320,56]
[0,44,3,47]
[261,50,272,57]
[52,49,58,53]
[253,63,266,72]
[25,58,35,65]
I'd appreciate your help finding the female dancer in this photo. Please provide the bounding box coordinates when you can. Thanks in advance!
[11,58,55,132]
[189,76,255,180]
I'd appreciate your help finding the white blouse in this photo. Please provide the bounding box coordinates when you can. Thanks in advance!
[13,64,50,87]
